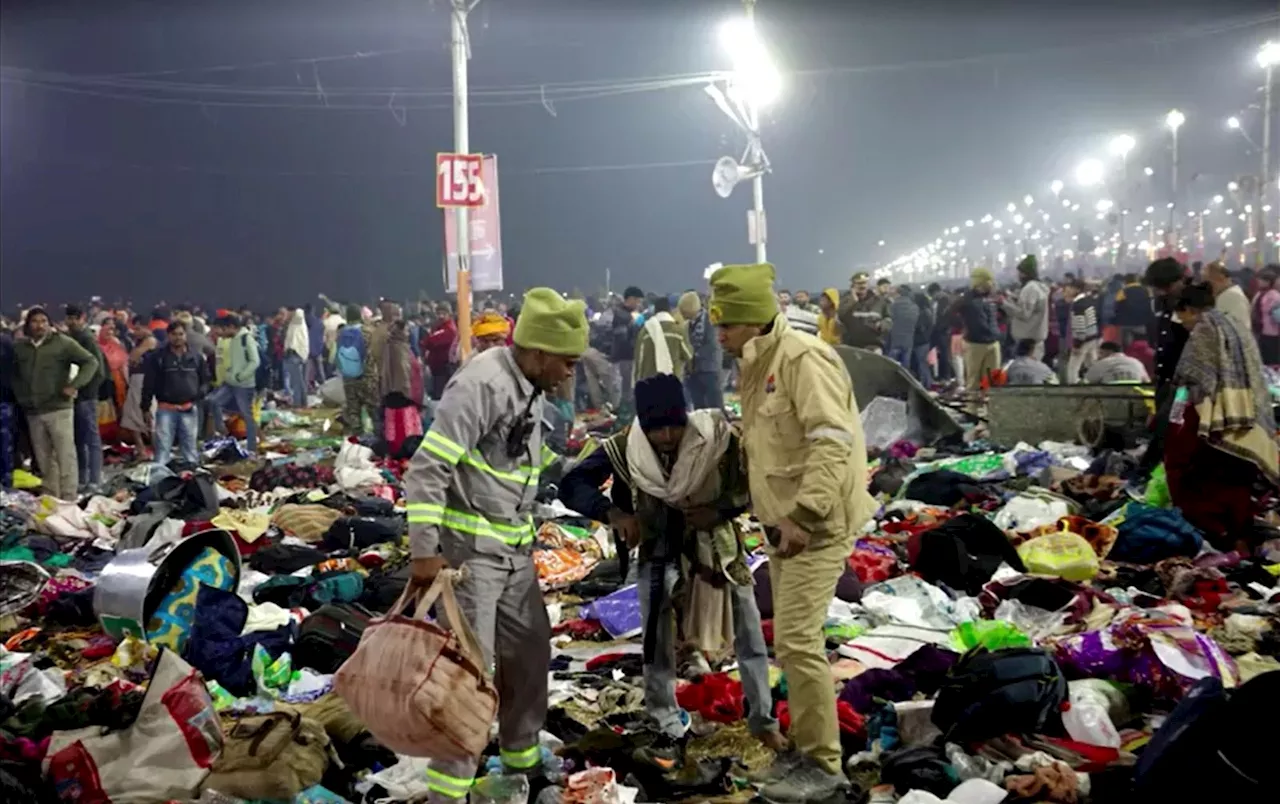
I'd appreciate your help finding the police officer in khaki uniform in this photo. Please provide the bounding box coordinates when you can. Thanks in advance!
[710,263,876,803]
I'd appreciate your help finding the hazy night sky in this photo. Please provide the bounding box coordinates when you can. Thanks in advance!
[1,0,1275,308]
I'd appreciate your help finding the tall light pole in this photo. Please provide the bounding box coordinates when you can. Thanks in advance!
[450,0,474,356]
[1110,134,1136,266]
[714,1,779,264]
[1258,41,1278,263]
[1166,109,1185,248]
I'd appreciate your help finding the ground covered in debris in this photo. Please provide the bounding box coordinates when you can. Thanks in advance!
[1,403,1277,803]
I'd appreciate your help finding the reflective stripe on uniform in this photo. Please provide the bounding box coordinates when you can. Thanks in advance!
[500,744,541,770]
[419,431,541,485]
[539,444,559,470]
[426,768,474,799]
[404,502,534,547]
[421,430,465,464]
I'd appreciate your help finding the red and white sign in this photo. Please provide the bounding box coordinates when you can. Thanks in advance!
[436,152,486,209]
[444,154,503,292]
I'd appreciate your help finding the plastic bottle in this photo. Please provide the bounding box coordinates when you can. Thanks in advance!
[1169,386,1189,425]
[1061,682,1121,748]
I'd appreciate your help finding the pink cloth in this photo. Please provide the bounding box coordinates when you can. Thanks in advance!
[1257,288,1280,337]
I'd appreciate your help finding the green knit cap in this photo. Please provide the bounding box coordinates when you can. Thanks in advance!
[1016,254,1038,278]
[513,288,588,356]
[708,263,779,325]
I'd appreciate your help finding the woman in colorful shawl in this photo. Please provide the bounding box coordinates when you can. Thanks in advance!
[1166,281,1280,552]
[98,318,129,412]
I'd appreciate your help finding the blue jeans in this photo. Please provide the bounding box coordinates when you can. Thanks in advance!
[207,384,257,453]
[911,344,934,387]
[154,408,199,467]
[685,370,724,410]
[887,346,912,369]
[73,399,103,488]
[637,560,777,738]
[284,353,307,407]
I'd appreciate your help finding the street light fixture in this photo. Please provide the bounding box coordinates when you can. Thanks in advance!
[1050,179,1064,196]
[1257,40,1280,69]
[1228,116,1242,130]
[720,18,781,107]
[1109,134,1136,159]
[1075,158,1105,187]
[1165,110,1185,244]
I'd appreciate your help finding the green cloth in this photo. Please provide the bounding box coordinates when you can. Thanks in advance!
[513,288,588,356]
[708,263,779,325]
[13,331,98,414]
[1016,254,1038,278]
[950,620,1031,652]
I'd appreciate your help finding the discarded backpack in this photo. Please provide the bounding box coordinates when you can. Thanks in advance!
[931,646,1066,742]
[202,711,332,801]
[294,603,376,674]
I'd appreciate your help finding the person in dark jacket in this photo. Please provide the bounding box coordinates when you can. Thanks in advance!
[886,286,919,368]
[1113,273,1153,346]
[1137,257,1191,477]
[64,305,106,492]
[949,269,1001,391]
[610,287,644,411]
[0,329,16,488]
[911,292,936,386]
[141,320,210,467]
[927,283,954,382]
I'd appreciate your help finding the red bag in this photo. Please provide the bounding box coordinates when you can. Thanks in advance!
[383,405,423,456]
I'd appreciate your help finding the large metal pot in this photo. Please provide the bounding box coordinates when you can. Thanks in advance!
[93,528,241,642]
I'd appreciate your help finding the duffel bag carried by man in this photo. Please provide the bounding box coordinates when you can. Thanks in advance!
[334,567,497,761]
[931,646,1067,742]
[294,603,376,674]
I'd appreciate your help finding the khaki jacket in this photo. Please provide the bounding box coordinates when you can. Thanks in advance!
[738,315,875,541]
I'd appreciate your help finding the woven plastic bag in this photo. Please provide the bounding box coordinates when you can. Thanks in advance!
[333,568,497,761]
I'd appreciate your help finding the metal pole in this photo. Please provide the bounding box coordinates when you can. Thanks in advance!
[1169,128,1178,248]
[1263,62,1273,265]
[451,0,473,358]
[1117,155,1127,268]
[744,0,766,264]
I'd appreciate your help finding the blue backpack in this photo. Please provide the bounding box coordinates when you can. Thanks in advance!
[336,326,365,379]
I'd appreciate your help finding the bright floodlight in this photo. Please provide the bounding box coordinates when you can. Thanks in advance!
[1165,109,1185,132]
[1109,134,1136,158]
[1259,41,1280,69]
[1227,116,1242,130]
[1023,194,1034,206]
[1096,199,1114,213]
[1050,179,1064,196]
[720,18,781,107]
[1075,158,1105,187]
[1214,195,1224,204]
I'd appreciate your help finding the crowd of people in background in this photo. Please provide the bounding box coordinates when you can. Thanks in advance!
[1,252,1278,555]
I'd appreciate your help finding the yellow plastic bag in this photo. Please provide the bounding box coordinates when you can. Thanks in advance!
[1016,530,1099,581]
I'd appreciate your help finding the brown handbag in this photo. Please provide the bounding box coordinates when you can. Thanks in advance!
[333,567,498,761]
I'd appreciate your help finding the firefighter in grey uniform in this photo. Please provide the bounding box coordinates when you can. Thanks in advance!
[404,287,587,802]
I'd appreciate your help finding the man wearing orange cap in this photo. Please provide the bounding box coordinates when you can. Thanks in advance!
[472,310,511,354]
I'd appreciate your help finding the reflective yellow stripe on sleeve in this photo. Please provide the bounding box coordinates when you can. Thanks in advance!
[420,430,466,465]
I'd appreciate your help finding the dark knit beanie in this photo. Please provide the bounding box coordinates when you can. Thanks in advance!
[635,374,688,431]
